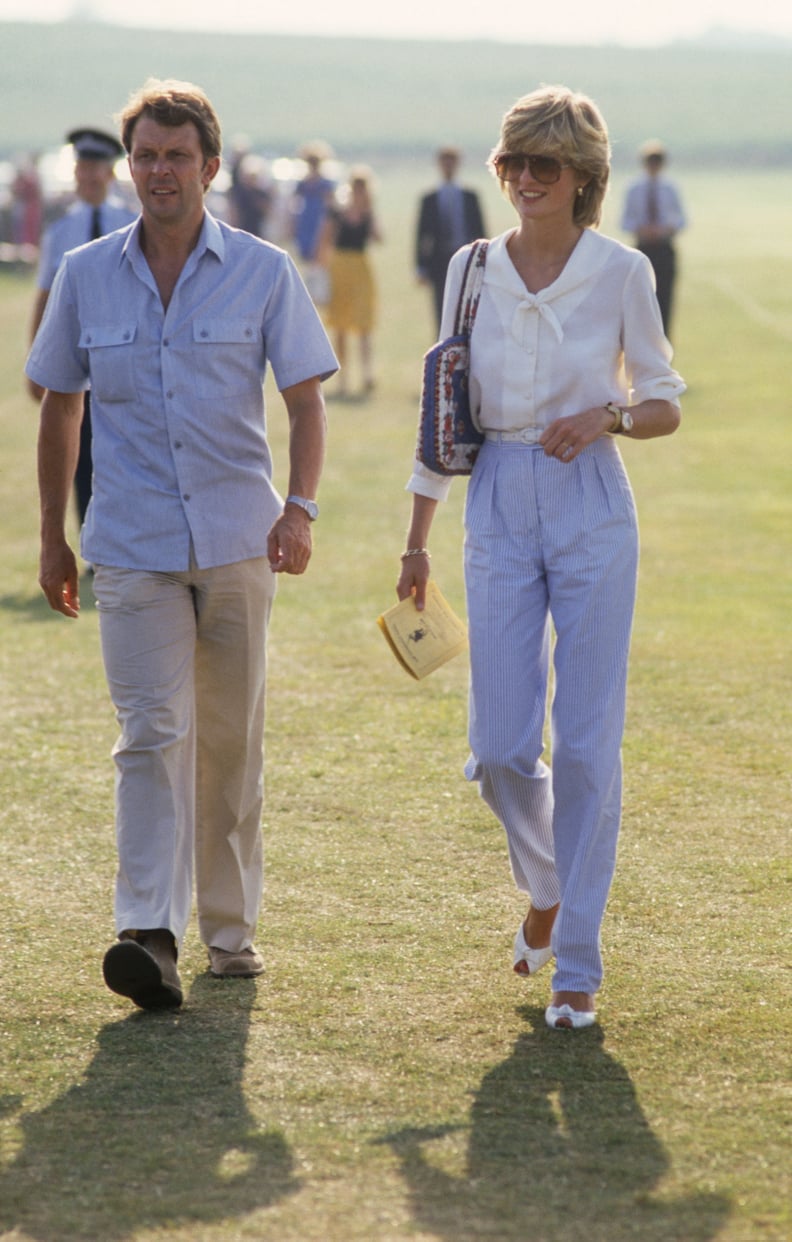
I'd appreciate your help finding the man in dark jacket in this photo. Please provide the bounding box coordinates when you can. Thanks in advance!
[415,147,486,335]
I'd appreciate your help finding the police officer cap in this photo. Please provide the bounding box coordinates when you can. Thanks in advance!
[67,127,125,162]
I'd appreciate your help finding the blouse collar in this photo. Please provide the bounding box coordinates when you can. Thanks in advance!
[484,228,610,343]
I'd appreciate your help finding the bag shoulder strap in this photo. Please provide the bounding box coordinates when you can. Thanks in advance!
[453,238,489,336]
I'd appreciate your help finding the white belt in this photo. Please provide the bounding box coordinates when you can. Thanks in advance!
[484,429,543,444]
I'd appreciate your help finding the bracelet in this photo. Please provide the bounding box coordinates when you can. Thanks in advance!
[401,547,431,560]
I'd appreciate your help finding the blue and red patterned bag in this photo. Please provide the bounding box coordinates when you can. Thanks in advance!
[417,239,488,476]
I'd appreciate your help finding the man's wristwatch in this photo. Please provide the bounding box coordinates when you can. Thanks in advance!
[605,403,634,435]
[285,495,319,521]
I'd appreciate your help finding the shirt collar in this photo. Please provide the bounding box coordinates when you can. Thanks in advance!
[200,210,225,261]
[120,209,225,269]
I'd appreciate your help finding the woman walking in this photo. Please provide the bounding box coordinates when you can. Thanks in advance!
[324,166,382,398]
[397,86,684,1029]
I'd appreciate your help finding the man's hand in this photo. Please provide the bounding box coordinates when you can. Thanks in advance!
[267,505,313,575]
[39,537,80,618]
[37,388,84,617]
[274,376,326,575]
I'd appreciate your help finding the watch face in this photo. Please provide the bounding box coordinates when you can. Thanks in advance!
[622,411,634,433]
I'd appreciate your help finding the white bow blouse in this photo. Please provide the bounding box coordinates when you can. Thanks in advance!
[408,227,685,501]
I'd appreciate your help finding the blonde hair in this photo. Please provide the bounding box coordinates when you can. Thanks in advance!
[488,85,611,228]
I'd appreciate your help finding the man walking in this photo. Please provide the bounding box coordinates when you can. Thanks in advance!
[621,140,686,337]
[27,79,337,1010]
[415,146,486,335]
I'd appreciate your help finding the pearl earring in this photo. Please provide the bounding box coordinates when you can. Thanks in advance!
[576,186,584,197]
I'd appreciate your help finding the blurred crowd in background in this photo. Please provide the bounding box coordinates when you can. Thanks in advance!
[0,136,346,263]
[5,131,399,399]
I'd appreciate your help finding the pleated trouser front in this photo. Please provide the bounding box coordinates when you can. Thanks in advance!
[463,435,639,994]
[93,556,276,952]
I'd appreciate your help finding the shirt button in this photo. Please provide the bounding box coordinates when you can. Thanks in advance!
[166,390,174,399]
[122,331,131,341]
[163,338,170,346]
[183,494,191,502]
[200,330,209,339]
[174,440,183,449]
[244,328,253,338]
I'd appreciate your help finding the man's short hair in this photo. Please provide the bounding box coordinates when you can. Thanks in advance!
[640,139,667,166]
[117,78,222,162]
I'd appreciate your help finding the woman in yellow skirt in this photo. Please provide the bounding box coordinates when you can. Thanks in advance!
[323,166,382,398]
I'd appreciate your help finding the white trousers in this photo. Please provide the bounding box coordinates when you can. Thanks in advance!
[463,436,639,994]
[93,557,276,952]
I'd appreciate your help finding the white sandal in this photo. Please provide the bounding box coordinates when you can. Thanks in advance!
[545,1003,596,1030]
[512,924,553,977]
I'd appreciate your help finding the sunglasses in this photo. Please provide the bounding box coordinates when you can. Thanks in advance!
[493,153,569,185]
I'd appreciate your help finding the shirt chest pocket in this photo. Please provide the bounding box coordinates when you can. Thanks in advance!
[79,324,138,403]
[191,319,263,400]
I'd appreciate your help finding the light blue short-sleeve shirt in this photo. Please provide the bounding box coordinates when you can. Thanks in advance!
[37,197,138,290]
[27,212,338,571]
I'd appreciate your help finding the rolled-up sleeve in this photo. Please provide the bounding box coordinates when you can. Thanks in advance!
[622,255,685,407]
[406,458,454,502]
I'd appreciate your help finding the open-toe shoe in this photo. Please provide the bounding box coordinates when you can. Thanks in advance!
[545,1003,596,1030]
[512,924,553,977]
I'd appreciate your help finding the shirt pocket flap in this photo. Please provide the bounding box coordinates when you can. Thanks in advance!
[79,324,137,349]
[79,324,138,402]
[193,320,259,345]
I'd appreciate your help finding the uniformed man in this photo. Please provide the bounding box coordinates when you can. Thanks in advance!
[27,127,136,525]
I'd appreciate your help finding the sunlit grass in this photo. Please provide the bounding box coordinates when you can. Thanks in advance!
[0,169,789,1241]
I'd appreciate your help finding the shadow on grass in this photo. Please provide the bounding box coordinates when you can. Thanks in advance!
[380,1004,732,1242]
[0,974,298,1240]
[0,572,96,622]
[0,590,59,621]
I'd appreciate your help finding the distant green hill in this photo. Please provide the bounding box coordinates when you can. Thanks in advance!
[2,20,790,167]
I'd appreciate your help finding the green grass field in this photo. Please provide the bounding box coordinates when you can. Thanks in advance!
[0,168,789,1242]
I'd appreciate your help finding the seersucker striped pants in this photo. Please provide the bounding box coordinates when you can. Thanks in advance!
[463,434,639,994]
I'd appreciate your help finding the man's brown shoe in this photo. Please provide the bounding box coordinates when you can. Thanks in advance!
[103,929,183,1009]
[208,945,264,978]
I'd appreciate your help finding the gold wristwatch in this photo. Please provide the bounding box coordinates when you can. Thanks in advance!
[605,403,634,435]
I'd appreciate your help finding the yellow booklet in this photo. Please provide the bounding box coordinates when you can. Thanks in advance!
[377,581,468,679]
